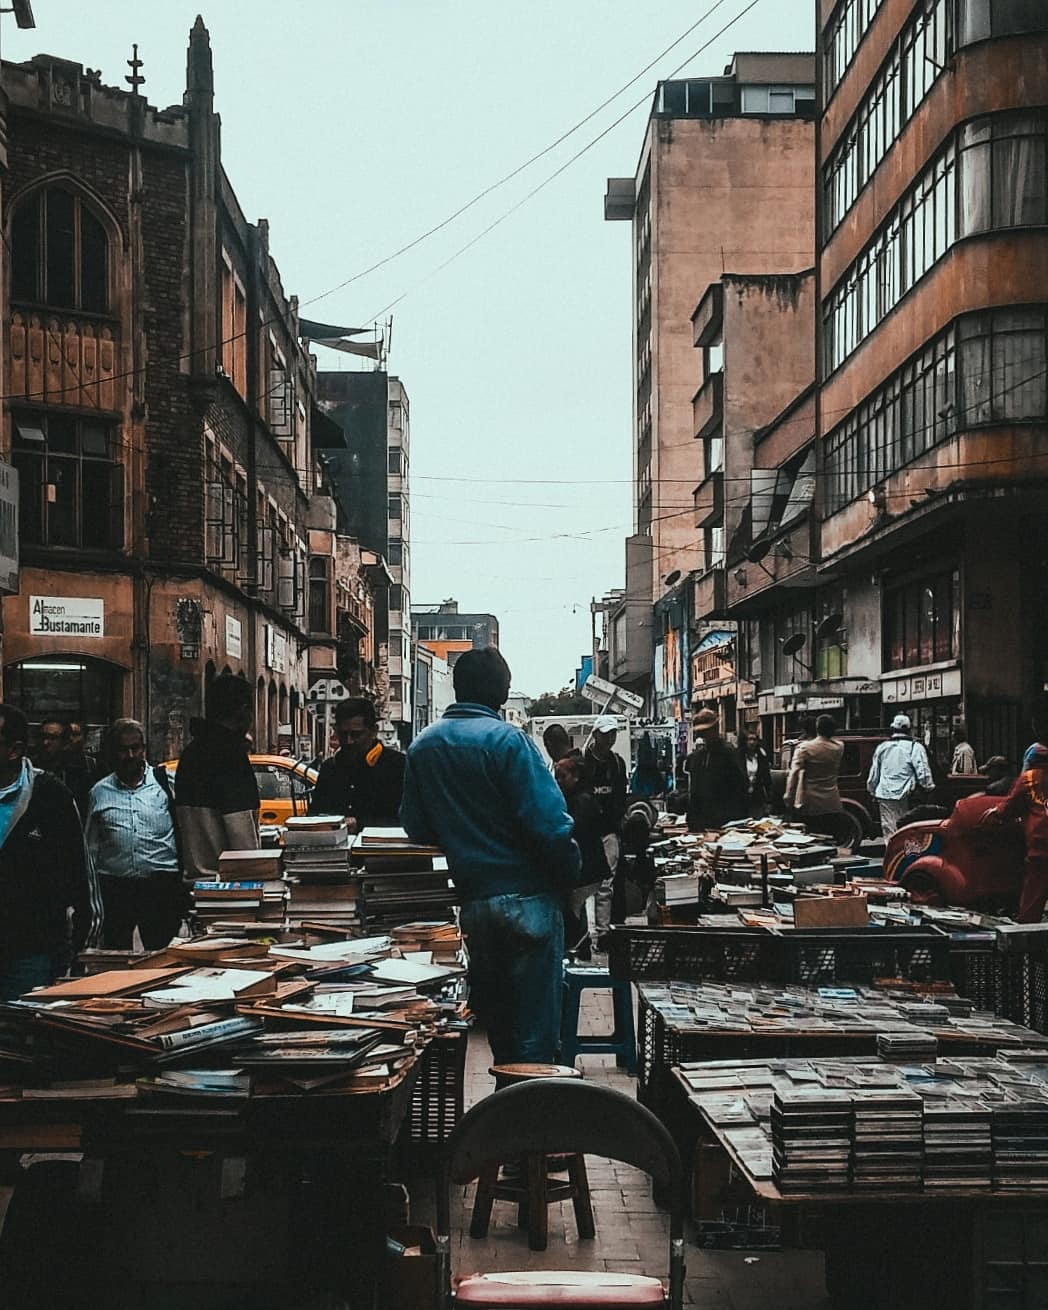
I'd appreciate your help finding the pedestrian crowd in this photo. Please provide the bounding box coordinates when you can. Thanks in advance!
[1,662,1046,1076]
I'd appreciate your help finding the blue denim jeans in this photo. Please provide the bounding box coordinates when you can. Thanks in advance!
[460,891,564,1067]
[0,953,56,1003]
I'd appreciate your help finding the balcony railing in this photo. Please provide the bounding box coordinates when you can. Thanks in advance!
[9,308,120,410]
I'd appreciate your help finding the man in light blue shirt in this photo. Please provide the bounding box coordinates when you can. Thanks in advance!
[867,713,934,838]
[84,719,183,950]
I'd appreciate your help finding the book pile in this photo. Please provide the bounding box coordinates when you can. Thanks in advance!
[771,1088,852,1192]
[923,1100,993,1189]
[354,828,455,928]
[281,816,360,931]
[850,1087,923,1190]
[193,877,286,926]
[391,921,463,965]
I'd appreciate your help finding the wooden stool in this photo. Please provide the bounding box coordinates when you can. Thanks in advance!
[469,1063,595,1252]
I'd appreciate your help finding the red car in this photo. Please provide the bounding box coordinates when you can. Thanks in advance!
[884,792,1026,911]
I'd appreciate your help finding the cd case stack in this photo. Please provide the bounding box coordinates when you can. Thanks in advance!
[770,1088,852,1193]
[923,1100,992,1190]
[877,1032,939,1061]
[851,1087,923,1191]
[993,1105,1048,1190]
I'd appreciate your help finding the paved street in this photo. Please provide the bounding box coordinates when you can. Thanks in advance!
[409,983,831,1309]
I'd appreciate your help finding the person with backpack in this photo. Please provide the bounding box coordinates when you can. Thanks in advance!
[84,718,184,950]
[867,713,935,837]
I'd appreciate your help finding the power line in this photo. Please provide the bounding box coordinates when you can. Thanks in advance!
[364,0,766,321]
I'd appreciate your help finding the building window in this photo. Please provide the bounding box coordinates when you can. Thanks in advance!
[958,0,1048,45]
[704,524,725,571]
[824,112,1048,376]
[389,633,403,658]
[824,0,887,99]
[11,187,109,313]
[739,85,815,114]
[13,413,122,550]
[389,402,402,431]
[308,556,330,634]
[814,588,848,679]
[824,307,1048,513]
[387,448,402,476]
[704,339,724,378]
[389,583,403,612]
[388,492,401,521]
[387,538,403,566]
[220,257,247,397]
[885,570,960,670]
[704,432,724,475]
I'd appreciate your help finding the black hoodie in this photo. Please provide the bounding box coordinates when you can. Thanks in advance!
[173,718,259,880]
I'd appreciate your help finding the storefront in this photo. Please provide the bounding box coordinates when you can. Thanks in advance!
[4,654,124,755]
[881,665,963,772]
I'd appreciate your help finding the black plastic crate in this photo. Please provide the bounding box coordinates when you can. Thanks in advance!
[772,926,950,985]
[407,1026,468,1145]
[949,946,1001,1012]
[997,954,1032,1029]
[607,926,779,984]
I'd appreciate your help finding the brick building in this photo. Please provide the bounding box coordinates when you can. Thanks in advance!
[0,20,360,759]
[805,0,1048,767]
[603,52,816,726]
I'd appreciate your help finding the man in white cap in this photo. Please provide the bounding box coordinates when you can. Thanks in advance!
[584,716,627,951]
[867,714,934,837]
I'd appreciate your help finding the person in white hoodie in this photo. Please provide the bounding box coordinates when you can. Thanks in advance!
[867,714,934,837]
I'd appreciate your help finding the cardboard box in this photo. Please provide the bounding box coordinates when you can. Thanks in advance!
[384,1224,436,1309]
[793,894,869,928]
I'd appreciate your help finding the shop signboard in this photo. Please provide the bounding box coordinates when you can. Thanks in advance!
[29,595,103,637]
[225,615,242,661]
[581,673,644,713]
[0,461,18,595]
[883,668,961,703]
[265,624,287,674]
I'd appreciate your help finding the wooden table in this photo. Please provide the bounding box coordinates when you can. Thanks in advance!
[0,1056,422,1309]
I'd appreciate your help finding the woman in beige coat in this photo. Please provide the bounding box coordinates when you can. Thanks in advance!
[785,714,848,846]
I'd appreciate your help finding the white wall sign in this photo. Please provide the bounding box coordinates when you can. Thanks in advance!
[29,595,103,637]
[225,615,242,660]
[265,624,287,674]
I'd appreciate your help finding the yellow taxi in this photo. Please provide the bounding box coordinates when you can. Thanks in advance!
[162,754,318,829]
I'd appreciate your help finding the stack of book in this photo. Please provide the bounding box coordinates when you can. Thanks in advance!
[390,920,463,965]
[923,1099,993,1190]
[353,828,454,928]
[282,816,360,931]
[770,1088,852,1192]
[850,1087,923,1191]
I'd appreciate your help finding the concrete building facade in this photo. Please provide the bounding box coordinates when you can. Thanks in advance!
[411,599,498,668]
[0,22,342,760]
[605,52,817,719]
[315,370,413,745]
[809,0,1048,767]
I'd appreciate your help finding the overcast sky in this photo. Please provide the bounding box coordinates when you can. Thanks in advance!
[6,0,813,697]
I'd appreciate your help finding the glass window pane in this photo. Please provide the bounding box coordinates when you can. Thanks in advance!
[904,585,920,667]
[12,452,42,545]
[79,205,108,312]
[44,189,75,308]
[80,423,109,457]
[80,461,112,549]
[993,131,1048,227]
[959,139,991,234]
[47,457,78,547]
[11,195,40,302]
[47,414,77,454]
[960,332,993,425]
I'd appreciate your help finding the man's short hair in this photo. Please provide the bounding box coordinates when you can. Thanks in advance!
[109,717,145,745]
[543,724,570,750]
[816,715,837,738]
[334,698,378,728]
[0,704,28,747]
[206,671,252,721]
[453,647,512,707]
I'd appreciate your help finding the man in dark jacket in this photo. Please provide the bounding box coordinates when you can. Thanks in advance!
[34,718,94,820]
[584,715,628,949]
[0,704,103,1000]
[685,708,748,832]
[401,648,580,1067]
[308,698,405,832]
[174,673,259,882]
[554,754,609,960]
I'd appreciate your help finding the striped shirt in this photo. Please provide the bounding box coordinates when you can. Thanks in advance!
[85,769,179,880]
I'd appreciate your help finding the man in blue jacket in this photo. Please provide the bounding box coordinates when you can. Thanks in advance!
[401,647,581,1067]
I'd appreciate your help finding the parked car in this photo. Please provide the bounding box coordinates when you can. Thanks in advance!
[771,731,988,849]
[161,754,317,829]
[884,792,1026,912]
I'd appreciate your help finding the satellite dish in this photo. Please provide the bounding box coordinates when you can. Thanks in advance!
[663,569,681,587]
[816,612,845,641]
[782,632,807,657]
[746,539,772,564]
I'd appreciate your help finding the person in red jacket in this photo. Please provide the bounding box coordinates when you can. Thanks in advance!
[985,744,1048,922]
